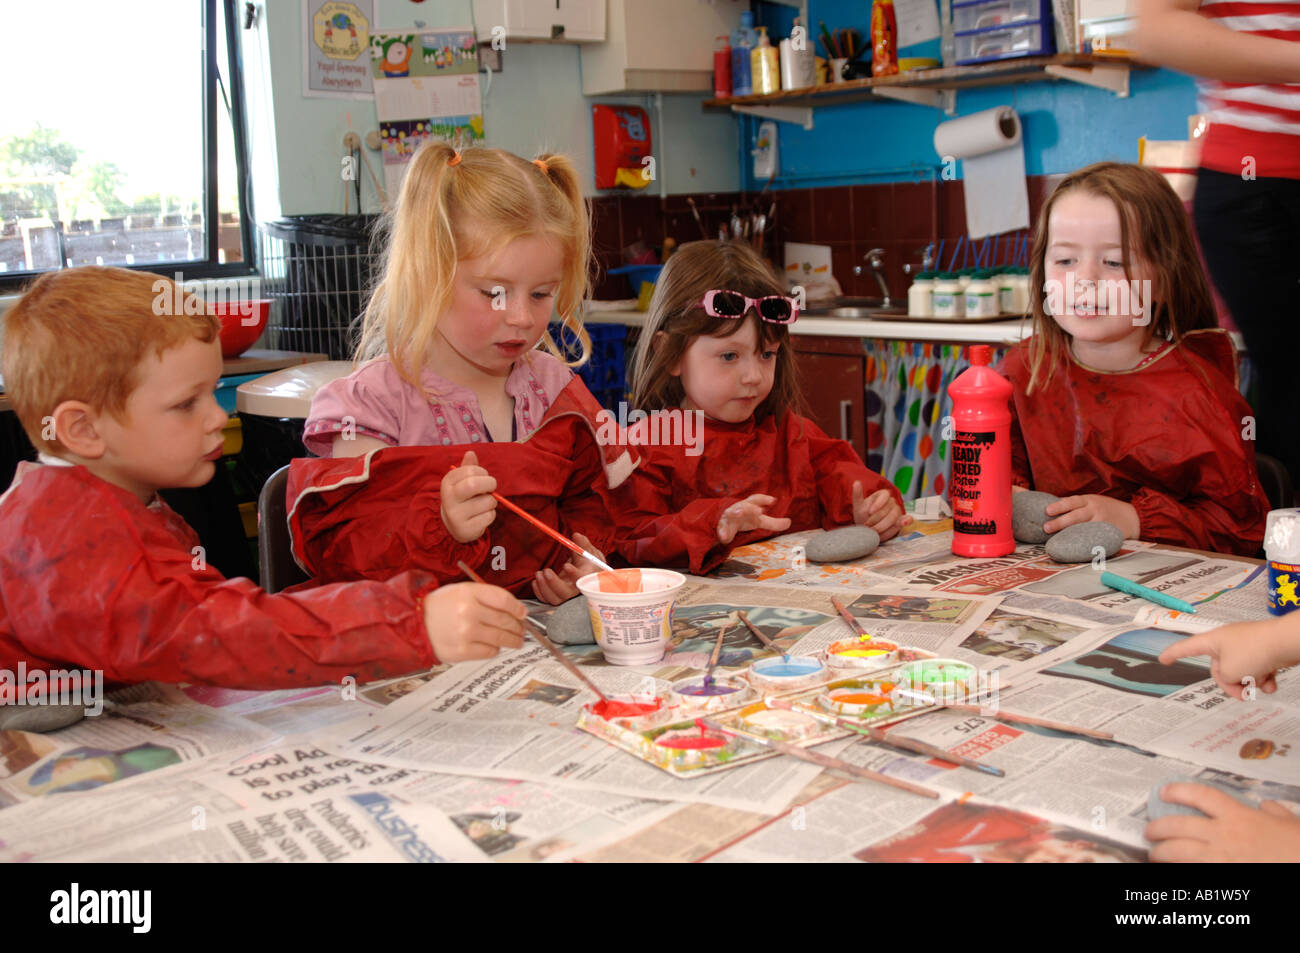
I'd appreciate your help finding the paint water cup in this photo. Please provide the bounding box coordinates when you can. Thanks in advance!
[1265,509,1300,615]
[576,568,686,666]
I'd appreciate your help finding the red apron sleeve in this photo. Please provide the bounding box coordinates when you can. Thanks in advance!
[3,511,438,688]
[606,453,740,574]
[801,416,903,527]
[288,452,491,585]
[1131,485,1268,557]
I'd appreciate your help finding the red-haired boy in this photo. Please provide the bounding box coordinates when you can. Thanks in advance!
[0,268,525,696]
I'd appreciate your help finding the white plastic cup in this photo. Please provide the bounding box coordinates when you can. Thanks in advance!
[576,568,686,666]
[830,57,849,83]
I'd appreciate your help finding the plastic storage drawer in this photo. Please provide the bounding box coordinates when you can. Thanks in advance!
[953,0,1051,33]
[955,21,1053,64]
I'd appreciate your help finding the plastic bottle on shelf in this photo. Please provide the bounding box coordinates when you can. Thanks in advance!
[957,267,973,291]
[908,271,935,317]
[996,269,1016,315]
[948,344,1014,557]
[965,270,999,318]
[780,17,816,90]
[732,11,756,97]
[932,272,964,319]
[751,26,780,95]
[714,35,732,99]
[1014,267,1032,314]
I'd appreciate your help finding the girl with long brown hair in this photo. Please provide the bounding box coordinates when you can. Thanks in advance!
[608,240,907,574]
[1001,162,1268,555]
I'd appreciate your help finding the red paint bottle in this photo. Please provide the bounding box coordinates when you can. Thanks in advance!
[948,345,1014,556]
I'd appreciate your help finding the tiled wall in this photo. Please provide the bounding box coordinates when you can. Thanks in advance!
[590,175,1064,302]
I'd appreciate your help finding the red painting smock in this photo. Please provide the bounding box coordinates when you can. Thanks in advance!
[288,377,637,592]
[602,411,902,574]
[999,328,1269,556]
[0,463,438,689]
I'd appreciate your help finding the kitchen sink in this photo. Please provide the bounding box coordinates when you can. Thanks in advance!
[802,297,909,319]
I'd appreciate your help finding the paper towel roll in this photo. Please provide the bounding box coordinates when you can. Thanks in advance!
[933,108,1028,239]
[933,107,1022,158]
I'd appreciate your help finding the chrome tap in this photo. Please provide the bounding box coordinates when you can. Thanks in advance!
[855,247,891,307]
[903,242,937,276]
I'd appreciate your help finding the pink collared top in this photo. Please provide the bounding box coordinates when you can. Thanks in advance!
[302,351,574,456]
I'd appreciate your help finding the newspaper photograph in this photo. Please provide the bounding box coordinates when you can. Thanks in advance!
[0,688,276,809]
[849,799,1147,862]
[937,607,1095,675]
[992,627,1300,783]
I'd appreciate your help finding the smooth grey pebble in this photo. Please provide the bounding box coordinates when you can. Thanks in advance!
[1046,521,1123,563]
[546,596,596,645]
[1012,490,1060,544]
[0,704,87,733]
[805,525,880,563]
[1148,775,1256,821]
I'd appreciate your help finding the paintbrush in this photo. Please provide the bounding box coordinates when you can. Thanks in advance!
[830,597,868,639]
[764,696,1004,777]
[938,703,1115,741]
[449,464,614,571]
[737,610,789,661]
[491,493,614,572]
[699,717,939,799]
[686,196,708,240]
[702,624,729,686]
[456,560,610,704]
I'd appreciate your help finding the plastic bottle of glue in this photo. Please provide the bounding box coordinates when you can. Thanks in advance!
[948,345,1014,556]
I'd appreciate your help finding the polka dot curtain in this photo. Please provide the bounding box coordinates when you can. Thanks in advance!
[863,340,1011,504]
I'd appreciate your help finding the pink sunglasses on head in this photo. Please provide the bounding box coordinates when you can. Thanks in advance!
[700,289,800,324]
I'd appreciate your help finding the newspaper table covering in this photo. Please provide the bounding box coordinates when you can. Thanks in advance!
[987,625,1300,784]
[0,525,1284,861]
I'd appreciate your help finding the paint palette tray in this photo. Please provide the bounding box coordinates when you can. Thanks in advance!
[577,674,927,778]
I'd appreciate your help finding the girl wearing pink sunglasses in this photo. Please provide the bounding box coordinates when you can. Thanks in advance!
[600,240,909,575]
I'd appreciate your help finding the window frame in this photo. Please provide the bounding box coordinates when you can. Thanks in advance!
[0,0,256,291]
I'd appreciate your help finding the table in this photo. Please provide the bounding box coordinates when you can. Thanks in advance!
[0,522,1289,864]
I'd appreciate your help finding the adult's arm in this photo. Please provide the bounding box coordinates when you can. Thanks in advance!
[1136,0,1300,84]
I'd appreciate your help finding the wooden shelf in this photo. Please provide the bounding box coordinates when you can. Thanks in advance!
[704,53,1140,127]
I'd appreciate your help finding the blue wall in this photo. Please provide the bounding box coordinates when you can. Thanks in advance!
[742,0,1199,189]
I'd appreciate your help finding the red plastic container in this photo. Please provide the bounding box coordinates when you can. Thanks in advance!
[713,35,732,98]
[210,299,270,358]
[948,344,1014,556]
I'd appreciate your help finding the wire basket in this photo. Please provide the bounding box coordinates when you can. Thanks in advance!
[257,214,382,360]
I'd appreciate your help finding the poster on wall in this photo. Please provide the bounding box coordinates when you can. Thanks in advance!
[369,28,484,196]
[302,0,375,99]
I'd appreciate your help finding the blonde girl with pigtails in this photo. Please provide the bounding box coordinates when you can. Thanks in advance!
[293,143,619,603]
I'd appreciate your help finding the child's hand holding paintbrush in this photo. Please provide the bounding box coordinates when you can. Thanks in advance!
[441,450,610,605]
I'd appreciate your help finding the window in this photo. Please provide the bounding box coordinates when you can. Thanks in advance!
[0,0,253,286]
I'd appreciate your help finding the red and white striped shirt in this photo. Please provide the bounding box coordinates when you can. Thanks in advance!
[1198,0,1300,178]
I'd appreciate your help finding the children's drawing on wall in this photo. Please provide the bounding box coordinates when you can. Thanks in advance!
[304,0,373,99]
[371,28,484,195]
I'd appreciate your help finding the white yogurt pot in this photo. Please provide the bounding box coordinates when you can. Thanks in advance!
[576,568,686,666]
